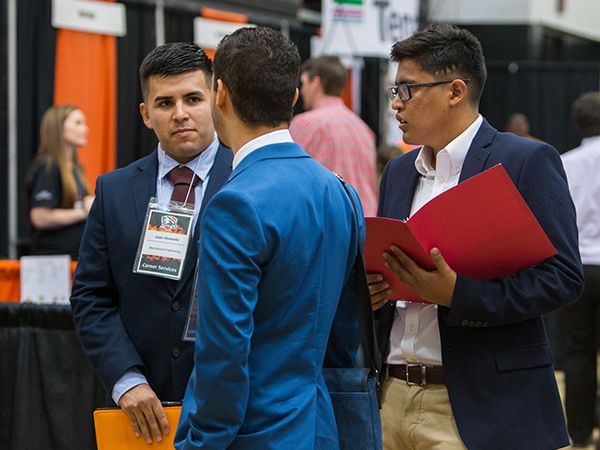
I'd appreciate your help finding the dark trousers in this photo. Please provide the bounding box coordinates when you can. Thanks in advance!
[561,264,600,445]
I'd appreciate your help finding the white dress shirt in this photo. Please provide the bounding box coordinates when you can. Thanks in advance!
[232,129,294,170]
[387,115,483,366]
[562,135,600,265]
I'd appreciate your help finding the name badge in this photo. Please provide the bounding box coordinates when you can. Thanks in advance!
[133,197,196,280]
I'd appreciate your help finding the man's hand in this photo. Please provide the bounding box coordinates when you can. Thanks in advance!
[367,273,391,311]
[383,246,456,307]
[118,384,170,444]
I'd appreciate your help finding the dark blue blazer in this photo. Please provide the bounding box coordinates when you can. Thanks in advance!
[71,145,233,402]
[377,119,583,449]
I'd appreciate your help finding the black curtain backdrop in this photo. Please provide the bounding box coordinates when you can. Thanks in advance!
[165,5,195,43]
[16,0,56,256]
[480,61,600,153]
[0,0,8,258]
[0,303,105,450]
[361,57,384,146]
[116,2,158,167]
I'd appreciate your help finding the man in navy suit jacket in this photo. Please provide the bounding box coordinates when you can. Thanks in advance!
[175,27,363,449]
[70,43,232,445]
[368,24,583,449]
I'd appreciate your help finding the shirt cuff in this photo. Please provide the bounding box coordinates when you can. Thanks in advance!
[112,368,148,405]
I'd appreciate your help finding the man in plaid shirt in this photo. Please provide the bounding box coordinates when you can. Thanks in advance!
[290,56,378,216]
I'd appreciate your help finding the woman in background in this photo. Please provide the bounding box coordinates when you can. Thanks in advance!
[26,105,93,260]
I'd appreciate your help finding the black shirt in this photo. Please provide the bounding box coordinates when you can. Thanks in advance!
[26,156,88,260]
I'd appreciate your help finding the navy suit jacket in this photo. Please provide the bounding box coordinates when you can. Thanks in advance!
[377,119,583,449]
[70,145,233,402]
[175,142,364,450]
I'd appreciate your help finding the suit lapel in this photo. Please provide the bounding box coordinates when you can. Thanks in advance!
[458,118,496,182]
[382,151,420,220]
[396,163,420,219]
[131,150,159,227]
[174,145,233,298]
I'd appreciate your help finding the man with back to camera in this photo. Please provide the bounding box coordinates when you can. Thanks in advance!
[70,42,232,445]
[290,55,379,216]
[560,91,600,448]
[367,23,583,449]
[174,27,364,449]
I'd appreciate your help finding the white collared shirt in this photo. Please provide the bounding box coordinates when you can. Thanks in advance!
[387,115,483,366]
[562,135,600,265]
[232,129,294,170]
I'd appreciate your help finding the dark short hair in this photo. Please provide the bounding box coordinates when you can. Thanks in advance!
[391,23,487,105]
[139,42,212,99]
[301,56,347,97]
[572,92,600,138]
[213,27,301,127]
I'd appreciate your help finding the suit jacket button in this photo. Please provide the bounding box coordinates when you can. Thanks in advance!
[172,347,181,358]
[172,301,181,311]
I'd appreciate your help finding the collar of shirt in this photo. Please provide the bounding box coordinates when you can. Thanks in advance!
[157,133,219,183]
[316,96,345,109]
[232,129,294,170]
[580,135,600,149]
[414,115,483,180]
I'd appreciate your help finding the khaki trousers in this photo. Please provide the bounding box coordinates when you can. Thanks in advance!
[381,377,466,450]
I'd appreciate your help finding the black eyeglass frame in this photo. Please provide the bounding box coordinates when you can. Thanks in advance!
[387,79,470,102]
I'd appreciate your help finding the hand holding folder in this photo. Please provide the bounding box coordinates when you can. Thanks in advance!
[94,405,181,450]
[365,164,557,302]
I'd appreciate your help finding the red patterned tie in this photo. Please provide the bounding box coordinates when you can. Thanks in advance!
[167,166,200,206]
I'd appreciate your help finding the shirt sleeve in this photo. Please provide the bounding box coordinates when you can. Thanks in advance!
[112,368,149,404]
[29,159,62,208]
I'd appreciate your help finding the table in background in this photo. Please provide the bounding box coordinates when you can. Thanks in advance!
[0,260,78,302]
[0,302,105,450]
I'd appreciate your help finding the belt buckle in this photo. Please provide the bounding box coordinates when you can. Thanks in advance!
[405,363,426,386]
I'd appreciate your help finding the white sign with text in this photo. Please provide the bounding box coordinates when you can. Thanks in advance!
[194,17,254,50]
[20,255,71,304]
[318,0,419,57]
[52,0,126,37]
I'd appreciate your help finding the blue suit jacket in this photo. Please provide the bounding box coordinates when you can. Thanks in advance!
[175,142,364,450]
[376,119,583,449]
[70,145,232,402]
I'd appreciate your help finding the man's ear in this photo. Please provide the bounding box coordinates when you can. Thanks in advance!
[449,79,469,106]
[214,79,227,108]
[292,88,299,107]
[139,103,153,129]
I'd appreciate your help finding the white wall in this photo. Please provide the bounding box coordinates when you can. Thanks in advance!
[532,0,600,42]
[429,0,600,42]
[428,0,532,24]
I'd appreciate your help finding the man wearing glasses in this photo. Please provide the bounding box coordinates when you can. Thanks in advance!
[368,23,583,449]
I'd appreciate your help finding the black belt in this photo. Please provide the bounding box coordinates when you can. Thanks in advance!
[385,364,446,386]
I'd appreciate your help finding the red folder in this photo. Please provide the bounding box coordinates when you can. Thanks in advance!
[365,164,557,302]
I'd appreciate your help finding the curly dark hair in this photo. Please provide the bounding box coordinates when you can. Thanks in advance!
[213,27,301,127]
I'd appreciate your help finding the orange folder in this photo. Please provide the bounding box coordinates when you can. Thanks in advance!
[94,405,181,450]
[365,164,557,302]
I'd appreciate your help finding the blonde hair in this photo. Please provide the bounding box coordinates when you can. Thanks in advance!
[37,105,86,208]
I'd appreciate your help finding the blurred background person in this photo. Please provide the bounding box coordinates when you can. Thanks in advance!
[504,112,542,141]
[560,91,600,449]
[290,55,378,216]
[25,104,92,260]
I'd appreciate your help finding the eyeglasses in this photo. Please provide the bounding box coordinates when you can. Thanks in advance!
[387,79,470,102]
